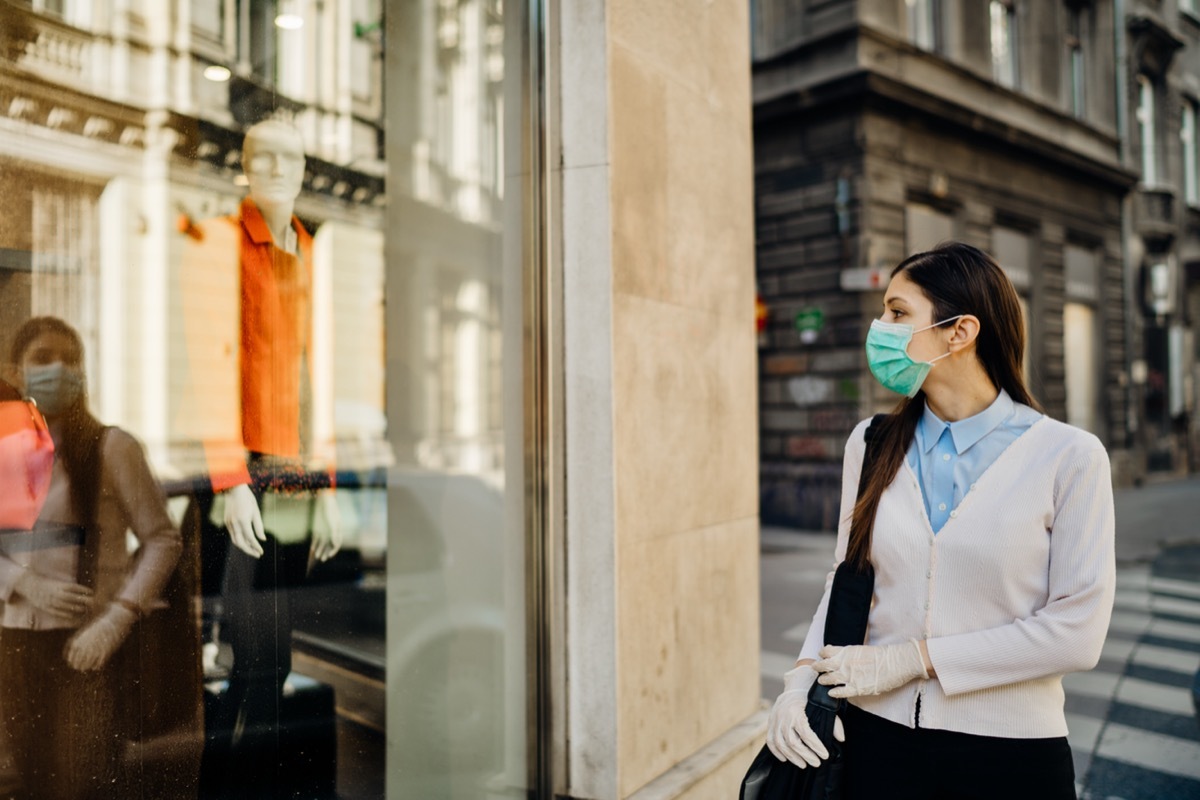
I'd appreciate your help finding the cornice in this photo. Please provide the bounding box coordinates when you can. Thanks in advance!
[753,24,1135,192]
[0,64,146,148]
[165,113,385,209]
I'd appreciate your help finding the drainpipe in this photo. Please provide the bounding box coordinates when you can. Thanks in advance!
[1114,0,1140,461]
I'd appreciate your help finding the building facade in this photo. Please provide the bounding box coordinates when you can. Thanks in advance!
[0,1,761,798]
[1125,0,1200,472]
[753,0,1200,530]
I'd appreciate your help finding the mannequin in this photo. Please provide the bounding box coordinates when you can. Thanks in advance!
[180,119,340,798]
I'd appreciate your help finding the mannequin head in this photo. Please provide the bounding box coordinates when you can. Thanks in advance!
[242,120,306,214]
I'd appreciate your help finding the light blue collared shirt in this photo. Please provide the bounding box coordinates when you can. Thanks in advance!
[906,389,1043,533]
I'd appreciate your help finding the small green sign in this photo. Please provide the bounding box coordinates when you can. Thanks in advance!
[794,307,824,333]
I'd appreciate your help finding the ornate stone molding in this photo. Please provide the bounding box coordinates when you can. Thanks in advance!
[167,114,385,208]
[0,67,146,148]
[1128,14,1185,79]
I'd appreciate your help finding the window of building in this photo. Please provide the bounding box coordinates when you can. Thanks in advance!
[22,0,66,16]
[1066,8,1085,119]
[905,203,955,253]
[907,0,940,52]
[1063,245,1100,434]
[1137,75,1158,185]
[238,0,278,84]
[990,0,1018,89]
[1183,99,1199,206]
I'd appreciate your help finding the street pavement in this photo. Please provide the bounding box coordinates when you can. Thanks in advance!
[759,474,1200,800]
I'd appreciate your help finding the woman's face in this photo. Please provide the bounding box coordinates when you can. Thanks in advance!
[881,270,951,364]
[17,331,85,417]
[19,331,81,378]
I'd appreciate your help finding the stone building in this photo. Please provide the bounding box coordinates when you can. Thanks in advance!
[751,0,1200,530]
[1125,1,1200,472]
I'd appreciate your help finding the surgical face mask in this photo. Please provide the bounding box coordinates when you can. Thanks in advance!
[865,316,964,398]
[23,362,84,416]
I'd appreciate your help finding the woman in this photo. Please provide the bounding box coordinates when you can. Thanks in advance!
[766,243,1115,799]
[0,316,182,799]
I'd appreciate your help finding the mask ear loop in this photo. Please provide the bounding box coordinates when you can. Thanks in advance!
[924,315,967,365]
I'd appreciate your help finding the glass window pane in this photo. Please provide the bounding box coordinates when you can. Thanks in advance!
[0,1,536,798]
[1064,302,1098,433]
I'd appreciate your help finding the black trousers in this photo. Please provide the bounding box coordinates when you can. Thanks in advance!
[841,703,1076,800]
[0,629,120,800]
[204,531,298,800]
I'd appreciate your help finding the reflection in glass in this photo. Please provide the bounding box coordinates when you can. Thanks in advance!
[1,0,531,795]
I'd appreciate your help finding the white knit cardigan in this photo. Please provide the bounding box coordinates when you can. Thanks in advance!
[798,414,1116,738]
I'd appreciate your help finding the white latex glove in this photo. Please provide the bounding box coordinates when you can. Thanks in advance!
[814,640,929,698]
[766,664,845,769]
[224,483,265,558]
[14,568,93,622]
[310,489,342,563]
[65,603,137,671]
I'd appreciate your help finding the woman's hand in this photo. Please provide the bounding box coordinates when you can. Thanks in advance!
[766,664,845,768]
[65,603,137,671]
[814,640,930,698]
[14,569,93,622]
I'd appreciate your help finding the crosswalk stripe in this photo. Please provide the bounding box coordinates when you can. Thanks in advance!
[760,650,797,680]
[1131,643,1200,675]
[1064,670,1121,701]
[1151,577,1200,601]
[1115,569,1151,591]
[1107,610,1152,637]
[1094,723,1200,781]
[1114,676,1196,717]
[1153,595,1200,621]
[1148,618,1200,644]
[1101,637,1137,663]
[1066,712,1104,752]
[781,623,810,642]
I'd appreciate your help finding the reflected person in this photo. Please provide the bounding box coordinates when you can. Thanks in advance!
[0,316,183,800]
[180,118,340,797]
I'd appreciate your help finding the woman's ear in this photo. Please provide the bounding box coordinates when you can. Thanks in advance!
[947,315,981,352]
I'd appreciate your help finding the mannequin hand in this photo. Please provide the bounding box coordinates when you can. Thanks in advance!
[224,483,265,558]
[814,640,929,698]
[14,569,93,622]
[766,664,845,768]
[310,489,342,563]
[65,603,137,671]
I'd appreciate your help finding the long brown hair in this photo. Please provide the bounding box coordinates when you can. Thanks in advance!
[11,316,107,530]
[845,242,1042,570]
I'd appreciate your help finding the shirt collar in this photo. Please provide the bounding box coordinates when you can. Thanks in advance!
[240,197,302,251]
[918,389,1015,455]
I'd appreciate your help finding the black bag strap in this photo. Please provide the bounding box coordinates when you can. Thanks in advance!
[821,413,887,648]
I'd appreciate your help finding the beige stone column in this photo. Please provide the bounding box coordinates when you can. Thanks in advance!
[556,1,763,798]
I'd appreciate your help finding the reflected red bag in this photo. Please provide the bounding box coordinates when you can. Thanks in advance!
[0,393,55,530]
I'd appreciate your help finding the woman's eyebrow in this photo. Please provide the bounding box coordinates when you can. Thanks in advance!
[883,296,910,308]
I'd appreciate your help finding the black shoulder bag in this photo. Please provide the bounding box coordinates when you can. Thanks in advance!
[739,414,887,800]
